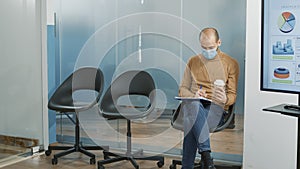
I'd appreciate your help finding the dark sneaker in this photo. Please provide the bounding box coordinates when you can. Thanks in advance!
[203,158,216,169]
[200,151,216,169]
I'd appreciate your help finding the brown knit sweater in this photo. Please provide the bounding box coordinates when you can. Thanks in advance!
[178,49,239,110]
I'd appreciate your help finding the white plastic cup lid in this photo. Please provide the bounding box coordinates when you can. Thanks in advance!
[214,79,225,86]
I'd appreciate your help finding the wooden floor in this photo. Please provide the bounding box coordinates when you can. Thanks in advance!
[0,144,28,160]
[0,114,244,169]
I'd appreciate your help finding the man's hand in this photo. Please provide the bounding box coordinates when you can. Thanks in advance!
[195,88,207,98]
[212,86,227,105]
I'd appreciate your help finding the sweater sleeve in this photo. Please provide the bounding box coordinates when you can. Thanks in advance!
[178,62,195,97]
[225,58,240,107]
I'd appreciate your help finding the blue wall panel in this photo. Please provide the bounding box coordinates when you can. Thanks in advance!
[47,25,56,144]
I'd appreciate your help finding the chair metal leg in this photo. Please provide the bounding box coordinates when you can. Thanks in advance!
[54,147,76,158]
[97,120,164,169]
[169,159,182,169]
[129,157,139,169]
[46,114,107,165]
[79,147,96,158]
[97,155,131,169]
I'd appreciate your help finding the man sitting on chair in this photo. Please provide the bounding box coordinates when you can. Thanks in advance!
[178,27,239,169]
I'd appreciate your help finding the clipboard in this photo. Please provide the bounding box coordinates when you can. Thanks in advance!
[174,96,212,102]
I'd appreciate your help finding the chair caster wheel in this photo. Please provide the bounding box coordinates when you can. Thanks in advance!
[98,164,105,169]
[103,151,110,159]
[169,164,177,169]
[90,158,96,164]
[45,150,51,156]
[52,158,58,165]
[157,161,164,168]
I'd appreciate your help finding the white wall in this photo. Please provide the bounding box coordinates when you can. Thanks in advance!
[244,0,298,168]
[47,0,55,25]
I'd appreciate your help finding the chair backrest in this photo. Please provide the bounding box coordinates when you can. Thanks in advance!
[145,68,180,110]
[48,67,104,112]
[171,103,235,133]
[100,70,156,119]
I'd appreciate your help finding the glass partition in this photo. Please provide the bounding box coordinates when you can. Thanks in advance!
[53,0,246,164]
[0,0,46,164]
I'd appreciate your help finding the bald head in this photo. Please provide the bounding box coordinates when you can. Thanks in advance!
[199,27,221,50]
[199,27,219,42]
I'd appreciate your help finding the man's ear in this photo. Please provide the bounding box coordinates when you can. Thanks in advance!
[218,39,222,46]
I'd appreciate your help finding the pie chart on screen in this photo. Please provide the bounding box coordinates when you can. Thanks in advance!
[278,12,296,33]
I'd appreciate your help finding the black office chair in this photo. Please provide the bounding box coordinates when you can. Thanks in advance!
[97,70,164,169]
[45,67,107,165]
[169,103,242,169]
[146,68,180,111]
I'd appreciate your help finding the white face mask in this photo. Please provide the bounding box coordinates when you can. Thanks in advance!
[201,48,217,60]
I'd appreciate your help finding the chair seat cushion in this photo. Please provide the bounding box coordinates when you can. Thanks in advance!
[101,105,151,119]
[49,101,95,112]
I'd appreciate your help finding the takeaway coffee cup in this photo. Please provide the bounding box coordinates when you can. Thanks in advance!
[214,79,225,89]
[213,79,226,105]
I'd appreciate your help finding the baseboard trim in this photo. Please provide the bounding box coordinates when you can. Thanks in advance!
[0,135,39,148]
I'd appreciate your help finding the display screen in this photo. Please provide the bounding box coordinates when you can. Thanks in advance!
[261,0,300,94]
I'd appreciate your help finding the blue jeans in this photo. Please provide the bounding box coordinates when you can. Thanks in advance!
[181,101,225,169]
